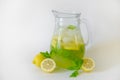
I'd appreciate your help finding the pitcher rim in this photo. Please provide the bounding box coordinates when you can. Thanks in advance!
[52,10,81,18]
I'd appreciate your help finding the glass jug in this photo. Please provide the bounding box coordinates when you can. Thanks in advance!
[50,10,89,70]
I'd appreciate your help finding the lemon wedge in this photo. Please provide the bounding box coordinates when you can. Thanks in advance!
[82,57,95,72]
[41,58,56,73]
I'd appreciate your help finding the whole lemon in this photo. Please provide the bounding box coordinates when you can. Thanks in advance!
[33,53,46,67]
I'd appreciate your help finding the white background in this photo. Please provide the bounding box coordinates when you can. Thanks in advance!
[0,0,120,80]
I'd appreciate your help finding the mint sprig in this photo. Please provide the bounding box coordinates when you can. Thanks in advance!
[70,70,79,77]
[41,51,51,58]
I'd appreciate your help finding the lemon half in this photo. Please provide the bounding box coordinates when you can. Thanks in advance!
[82,57,95,72]
[41,58,56,73]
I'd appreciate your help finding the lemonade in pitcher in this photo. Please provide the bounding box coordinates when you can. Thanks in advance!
[50,10,86,70]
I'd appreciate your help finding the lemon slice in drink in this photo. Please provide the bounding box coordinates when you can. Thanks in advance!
[62,42,79,50]
[82,57,95,72]
[51,36,58,48]
[41,58,56,73]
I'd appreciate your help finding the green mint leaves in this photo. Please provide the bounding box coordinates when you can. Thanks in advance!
[67,25,76,30]
[68,59,83,77]
[41,51,51,58]
[67,58,83,70]
[70,70,79,77]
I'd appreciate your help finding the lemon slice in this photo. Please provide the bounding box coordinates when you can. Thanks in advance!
[62,43,79,50]
[51,36,58,48]
[41,58,56,73]
[32,53,46,67]
[82,57,95,72]
[51,39,57,48]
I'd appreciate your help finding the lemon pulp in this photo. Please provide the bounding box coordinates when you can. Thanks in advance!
[82,57,95,72]
[41,58,56,73]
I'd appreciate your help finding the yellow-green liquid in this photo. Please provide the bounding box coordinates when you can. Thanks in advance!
[50,36,85,70]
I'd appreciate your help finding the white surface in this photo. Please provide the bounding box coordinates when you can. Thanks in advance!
[0,0,120,80]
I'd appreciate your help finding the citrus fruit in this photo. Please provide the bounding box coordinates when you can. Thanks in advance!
[62,43,79,50]
[33,53,46,67]
[41,58,56,73]
[51,36,58,48]
[82,57,95,72]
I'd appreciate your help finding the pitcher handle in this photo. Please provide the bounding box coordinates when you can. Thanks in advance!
[80,18,90,46]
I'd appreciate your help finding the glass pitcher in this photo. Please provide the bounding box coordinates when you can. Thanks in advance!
[50,10,89,70]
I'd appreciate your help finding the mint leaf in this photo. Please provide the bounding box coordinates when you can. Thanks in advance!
[41,51,51,58]
[69,59,83,77]
[67,66,80,70]
[67,25,76,30]
[75,59,83,69]
[70,70,79,77]
[67,59,83,70]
